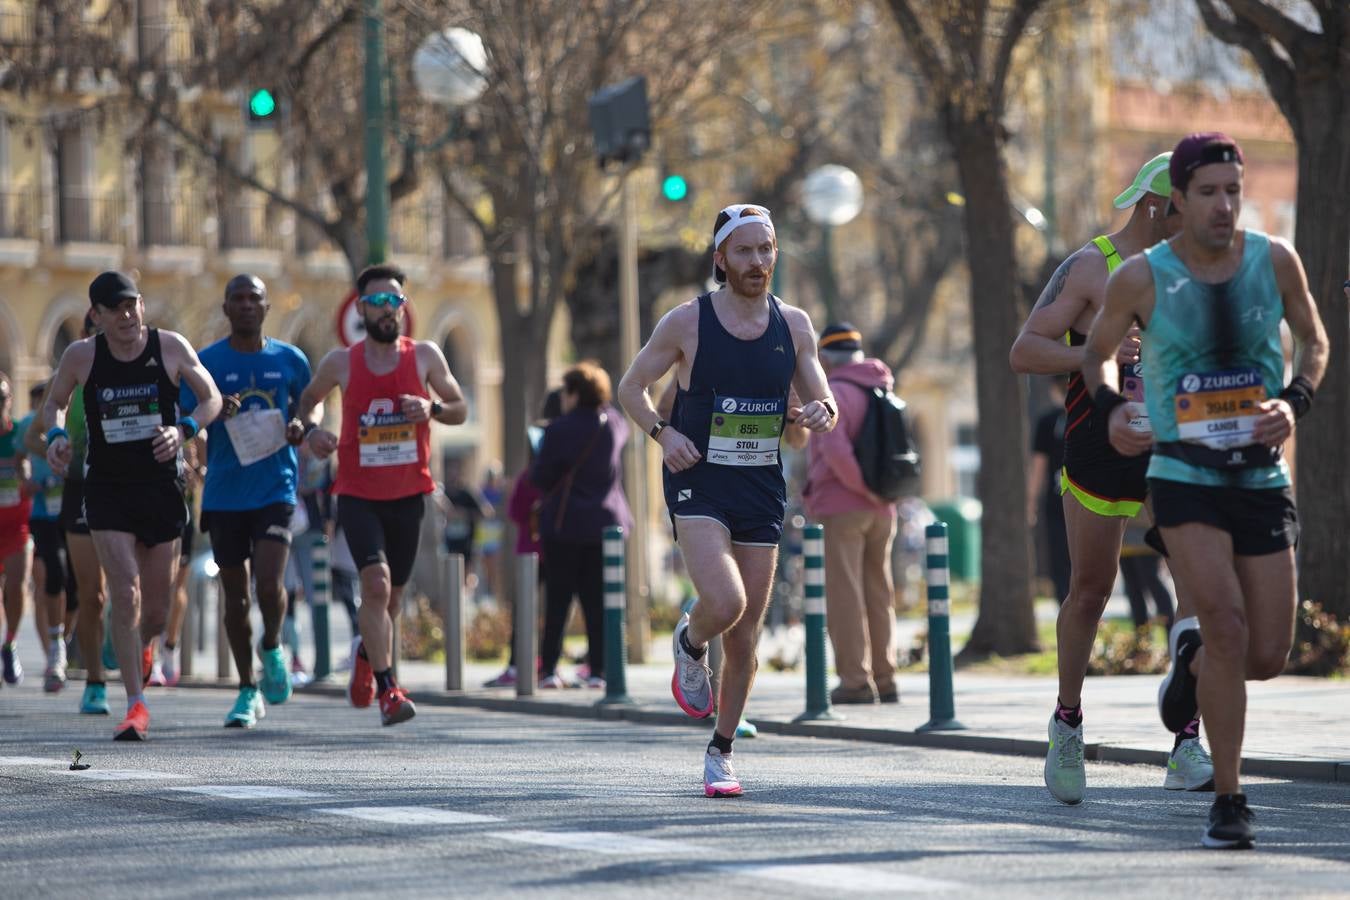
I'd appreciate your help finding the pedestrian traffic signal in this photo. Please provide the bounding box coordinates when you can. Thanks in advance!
[661,173,689,203]
[247,89,278,125]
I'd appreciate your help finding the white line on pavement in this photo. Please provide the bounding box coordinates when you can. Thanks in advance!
[170,785,328,800]
[719,863,962,894]
[70,769,187,781]
[317,806,503,825]
[0,756,67,766]
[486,830,709,856]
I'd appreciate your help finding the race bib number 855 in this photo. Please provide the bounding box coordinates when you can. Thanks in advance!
[707,395,784,467]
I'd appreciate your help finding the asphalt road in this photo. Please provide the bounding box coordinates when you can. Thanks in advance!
[2,686,1348,898]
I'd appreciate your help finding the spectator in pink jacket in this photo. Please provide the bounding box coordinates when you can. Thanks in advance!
[801,323,899,705]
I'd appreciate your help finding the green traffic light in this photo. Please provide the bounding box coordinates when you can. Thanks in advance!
[249,89,277,119]
[662,174,688,202]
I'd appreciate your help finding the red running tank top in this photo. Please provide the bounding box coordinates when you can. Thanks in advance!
[333,337,433,500]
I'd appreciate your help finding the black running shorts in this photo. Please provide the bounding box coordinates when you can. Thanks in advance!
[336,493,425,587]
[84,480,186,547]
[205,503,296,569]
[29,518,67,596]
[1149,478,1298,557]
[60,479,90,535]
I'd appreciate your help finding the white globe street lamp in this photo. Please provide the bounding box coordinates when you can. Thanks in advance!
[412,27,488,109]
[801,164,864,322]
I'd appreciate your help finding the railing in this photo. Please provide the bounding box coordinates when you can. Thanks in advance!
[391,199,438,257]
[141,193,205,247]
[443,201,481,259]
[0,187,40,240]
[219,193,266,250]
[58,192,126,244]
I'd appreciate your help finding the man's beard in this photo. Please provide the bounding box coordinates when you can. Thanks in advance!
[726,263,771,297]
[365,314,400,343]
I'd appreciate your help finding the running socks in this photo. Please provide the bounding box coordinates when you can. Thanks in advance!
[709,731,734,755]
[1055,699,1083,728]
[126,692,145,710]
[374,669,395,694]
[679,628,707,661]
[1173,717,1202,750]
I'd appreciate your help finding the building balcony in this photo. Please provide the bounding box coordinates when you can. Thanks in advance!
[58,191,126,245]
[0,188,40,240]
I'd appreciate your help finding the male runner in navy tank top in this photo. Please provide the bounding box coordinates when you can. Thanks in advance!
[1011,152,1213,804]
[618,205,837,797]
[37,271,222,741]
[1084,133,1328,849]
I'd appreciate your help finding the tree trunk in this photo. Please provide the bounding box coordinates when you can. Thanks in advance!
[946,113,1040,660]
[1291,97,1350,620]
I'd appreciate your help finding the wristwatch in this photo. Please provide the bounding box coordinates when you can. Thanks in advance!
[650,419,669,440]
[430,400,444,419]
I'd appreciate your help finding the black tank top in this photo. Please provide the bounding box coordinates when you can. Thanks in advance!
[664,293,796,520]
[83,329,181,485]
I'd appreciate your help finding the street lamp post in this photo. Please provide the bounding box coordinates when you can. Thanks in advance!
[801,164,864,324]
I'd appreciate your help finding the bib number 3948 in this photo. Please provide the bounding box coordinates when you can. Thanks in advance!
[707,395,783,467]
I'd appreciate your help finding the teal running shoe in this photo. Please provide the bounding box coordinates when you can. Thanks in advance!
[735,719,758,739]
[79,682,110,715]
[259,645,292,705]
[224,685,266,729]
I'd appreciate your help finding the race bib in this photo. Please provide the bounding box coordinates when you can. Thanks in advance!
[97,383,162,444]
[707,395,784,467]
[224,408,287,467]
[0,460,18,508]
[1174,368,1265,450]
[1120,364,1150,434]
[357,404,417,467]
[42,477,62,509]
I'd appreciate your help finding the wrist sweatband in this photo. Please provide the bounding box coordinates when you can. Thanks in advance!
[46,426,68,445]
[1279,375,1315,420]
[178,416,199,440]
[303,421,318,436]
[1093,384,1128,415]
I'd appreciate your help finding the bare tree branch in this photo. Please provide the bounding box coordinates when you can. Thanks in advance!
[1194,0,1298,121]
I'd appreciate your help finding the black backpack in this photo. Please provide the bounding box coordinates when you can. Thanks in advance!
[841,381,921,501]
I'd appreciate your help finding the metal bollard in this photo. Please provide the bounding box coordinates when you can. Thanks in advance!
[795,523,841,722]
[514,553,538,697]
[443,552,465,691]
[597,526,633,706]
[310,534,332,681]
[918,521,965,732]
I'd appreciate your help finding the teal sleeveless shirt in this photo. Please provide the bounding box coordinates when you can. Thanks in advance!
[1141,230,1288,488]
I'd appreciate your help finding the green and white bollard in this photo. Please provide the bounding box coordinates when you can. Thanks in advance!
[597,526,633,706]
[310,534,332,681]
[918,521,965,732]
[795,523,841,722]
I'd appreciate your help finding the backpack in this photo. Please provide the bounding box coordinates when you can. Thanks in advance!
[841,381,921,501]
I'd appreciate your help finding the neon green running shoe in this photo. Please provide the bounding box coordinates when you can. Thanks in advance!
[259,645,293,705]
[224,685,266,729]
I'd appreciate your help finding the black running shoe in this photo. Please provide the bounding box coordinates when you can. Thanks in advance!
[1203,793,1255,849]
[1159,622,1201,733]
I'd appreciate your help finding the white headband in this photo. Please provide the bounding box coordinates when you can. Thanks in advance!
[714,207,774,251]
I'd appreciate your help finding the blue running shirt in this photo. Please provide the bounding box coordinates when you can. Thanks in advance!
[182,338,312,510]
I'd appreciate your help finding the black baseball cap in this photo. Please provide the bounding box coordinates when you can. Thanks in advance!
[819,322,862,352]
[1169,132,1244,193]
[89,271,139,308]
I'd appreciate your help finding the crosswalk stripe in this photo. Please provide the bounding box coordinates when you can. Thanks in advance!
[317,806,502,825]
[70,769,186,781]
[719,863,961,893]
[170,785,327,800]
[486,830,707,855]
[0,756,67,766]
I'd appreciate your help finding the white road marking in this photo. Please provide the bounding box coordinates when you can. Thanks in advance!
[487,830,707,856]
[720,863,962,894]
[70,769,186,781]
[317,806,502,825]
[170,785,327,800]
[0,756,67,766]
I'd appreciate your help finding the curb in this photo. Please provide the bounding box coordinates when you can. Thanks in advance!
[177,677,1350,785]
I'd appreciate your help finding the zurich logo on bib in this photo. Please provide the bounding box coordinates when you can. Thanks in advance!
[721,398,737,413]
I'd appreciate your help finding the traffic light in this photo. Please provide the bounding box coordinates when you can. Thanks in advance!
[246,88,279,126]
[661,173,689,203]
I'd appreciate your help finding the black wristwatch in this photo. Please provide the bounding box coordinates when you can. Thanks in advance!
[430,400,444,419]
[650,419,669,440]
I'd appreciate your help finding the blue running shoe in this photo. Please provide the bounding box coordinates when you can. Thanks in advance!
[101,625,118,672]
[1,642,22,685]
[224,685,265,729]
[735,719,758,739]
[80,683,110,715]
[259,645,292,705]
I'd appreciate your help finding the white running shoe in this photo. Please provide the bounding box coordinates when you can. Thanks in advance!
[1164,736,1215,791]
[704,746,743,797]
[1044,714,1086,805]
[671,615,713,718]
[43,640,68,693]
